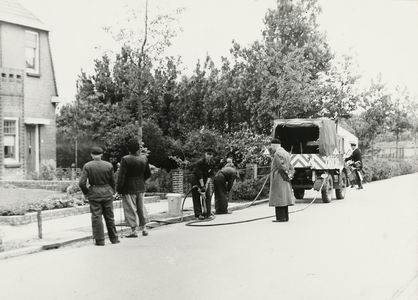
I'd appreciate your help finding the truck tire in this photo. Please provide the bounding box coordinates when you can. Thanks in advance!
[335,172,347,199]
[293,188,305,199]
[321,176,333,203]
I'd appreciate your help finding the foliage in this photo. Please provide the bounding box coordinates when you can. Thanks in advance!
[362,158,418,182]
[146,169,172,193]
[231,176,270,201]
[316,52,362,119]
[361,74,393,144]
[0,194,87,216]
[29,164,57,180]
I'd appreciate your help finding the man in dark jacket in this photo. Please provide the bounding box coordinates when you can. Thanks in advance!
[345,142,363,189]
[189,148,216,220]
[79,147,119,246]
[214,158,237,214]
[116,138,151,238]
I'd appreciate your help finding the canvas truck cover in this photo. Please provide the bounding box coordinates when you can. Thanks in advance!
[272,118,338,156]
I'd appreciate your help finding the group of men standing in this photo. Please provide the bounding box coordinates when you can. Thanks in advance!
[79,138,151,246]
[78,142,238,246]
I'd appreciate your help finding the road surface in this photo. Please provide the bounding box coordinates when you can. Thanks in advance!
[1,173,417,300]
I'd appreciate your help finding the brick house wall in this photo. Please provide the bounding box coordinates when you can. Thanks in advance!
[0,2,58,180]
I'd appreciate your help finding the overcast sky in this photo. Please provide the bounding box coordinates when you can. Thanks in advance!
[16,0,418,103]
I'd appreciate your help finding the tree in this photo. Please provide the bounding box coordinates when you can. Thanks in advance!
[315,52,362,120]
[228,0,333,134]
[105,0,183,142]
[361,74,393,160]
[388,86,414,158]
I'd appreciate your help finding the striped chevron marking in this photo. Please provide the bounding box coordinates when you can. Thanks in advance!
[290,154,344,169]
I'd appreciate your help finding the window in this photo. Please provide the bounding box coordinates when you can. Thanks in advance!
[25,31,39,74]
[4,118,19,163]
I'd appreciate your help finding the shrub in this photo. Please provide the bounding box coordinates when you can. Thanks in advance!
[232,176,270,201]
[146,169,172,193]
[363,158,418,182]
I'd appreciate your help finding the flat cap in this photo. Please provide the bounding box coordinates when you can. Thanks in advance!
[91,147,103,155]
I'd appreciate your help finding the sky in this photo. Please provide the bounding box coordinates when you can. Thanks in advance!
[15,0,418,103]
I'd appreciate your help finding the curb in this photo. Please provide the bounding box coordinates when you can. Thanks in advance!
[0,199,269,260]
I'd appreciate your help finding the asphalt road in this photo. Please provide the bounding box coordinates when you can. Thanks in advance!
[1,173,417,300]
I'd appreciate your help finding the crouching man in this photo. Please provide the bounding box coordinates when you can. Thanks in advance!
[214,158,237,214]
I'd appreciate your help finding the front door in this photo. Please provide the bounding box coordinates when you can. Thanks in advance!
[26,125,36,174]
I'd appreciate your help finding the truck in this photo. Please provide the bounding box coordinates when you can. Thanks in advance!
[272,118,348,203]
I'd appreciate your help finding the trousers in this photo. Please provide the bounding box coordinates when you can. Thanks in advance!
[89,198,118,243]
[122,193,149,228]
[214,173,229,214]
[275,206,289,221]
[190,176,212,217]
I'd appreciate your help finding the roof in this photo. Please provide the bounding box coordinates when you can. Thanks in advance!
[0,0,48,31]
[273,118,338,156]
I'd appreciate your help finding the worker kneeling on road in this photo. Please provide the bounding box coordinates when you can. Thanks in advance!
[214,158,237,214]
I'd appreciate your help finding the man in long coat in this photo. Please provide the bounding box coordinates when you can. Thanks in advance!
[269,139,295,222]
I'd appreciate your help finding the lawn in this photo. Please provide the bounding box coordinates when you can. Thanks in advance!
[0,186,64,208]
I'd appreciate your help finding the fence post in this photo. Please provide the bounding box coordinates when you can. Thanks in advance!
[37,210,42,239]
[246,163,257,180]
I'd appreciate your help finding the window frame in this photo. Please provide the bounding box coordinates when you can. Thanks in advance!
[3,117,20,164]
[25,30,40,75]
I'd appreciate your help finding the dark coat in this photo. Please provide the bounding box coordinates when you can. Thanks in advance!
[269,146,295,207]
[345,148,362,168]
[215,166,237,192]
[190,157,215,186]
[79,159,115,201]
[116,153,151,194]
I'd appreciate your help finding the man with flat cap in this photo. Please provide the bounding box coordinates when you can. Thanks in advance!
[79,147,119,246]
[116,138,151,238]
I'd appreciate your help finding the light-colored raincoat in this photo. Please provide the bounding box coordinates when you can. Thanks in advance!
[269,146,295,207]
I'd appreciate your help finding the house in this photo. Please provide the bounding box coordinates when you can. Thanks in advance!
[0,0,63,180]
[336,125,358,157]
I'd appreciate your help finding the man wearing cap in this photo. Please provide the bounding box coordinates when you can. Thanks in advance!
[269,139,295,222]
[345,142,363,189]
[189,148,216,220]
[79,147,119,246]
[116,138,151,238]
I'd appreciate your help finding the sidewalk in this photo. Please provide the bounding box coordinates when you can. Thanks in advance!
[0,196,267,260]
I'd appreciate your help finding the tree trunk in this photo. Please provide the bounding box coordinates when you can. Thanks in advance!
[137,95,143,143]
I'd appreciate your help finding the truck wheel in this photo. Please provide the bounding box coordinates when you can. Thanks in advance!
[293,189,305,199]
[335,172,347,199]
[321,176,333,203]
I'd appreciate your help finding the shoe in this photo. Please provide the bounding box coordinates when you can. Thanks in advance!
[198,215,205,220]
[95,239,105,246]
[205,215,215,220]
[142,230,148,236]
[125,232,138,238]
[111,240,120,244]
